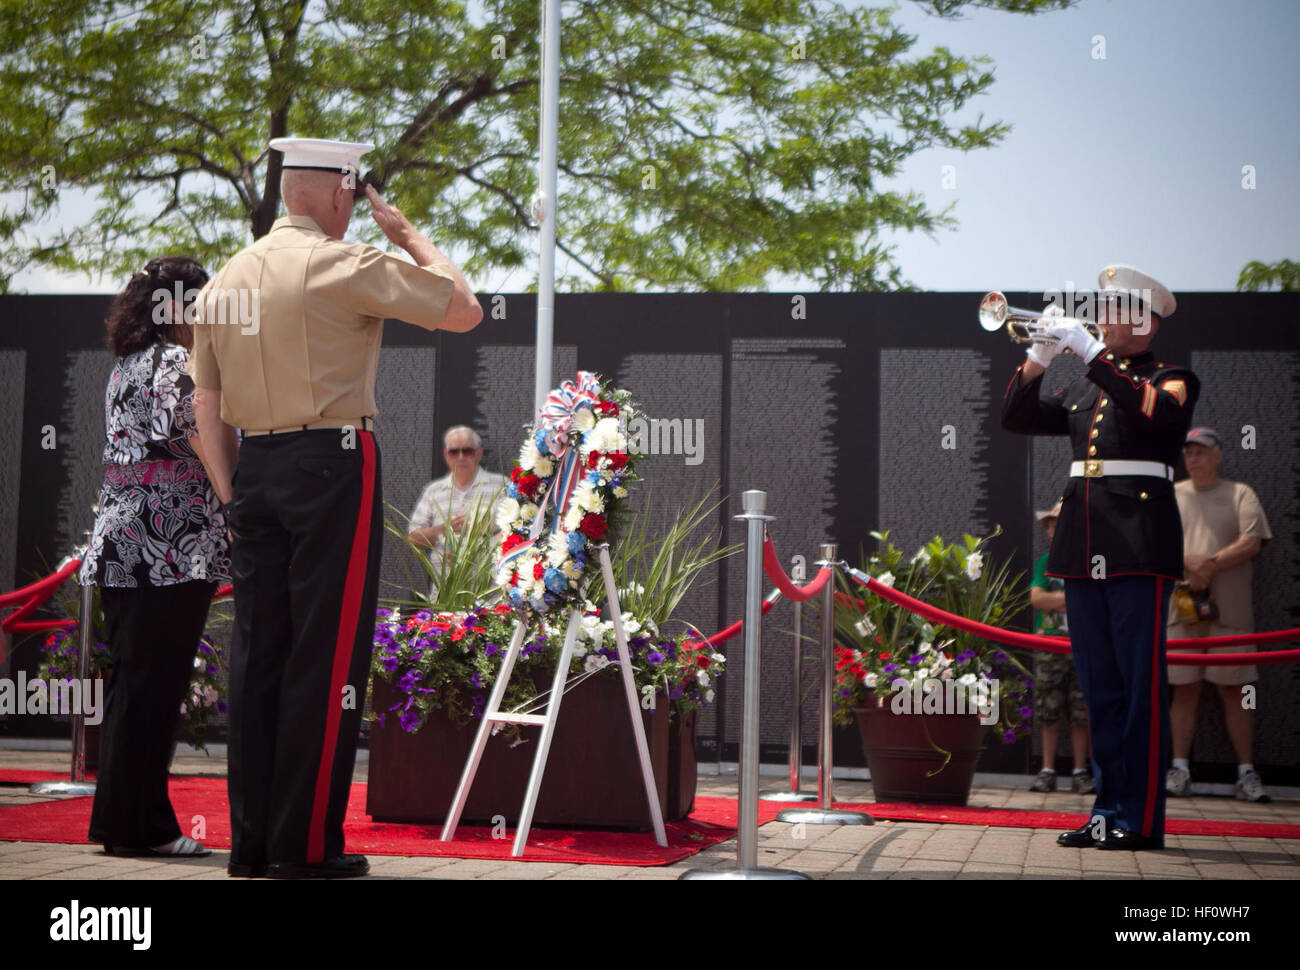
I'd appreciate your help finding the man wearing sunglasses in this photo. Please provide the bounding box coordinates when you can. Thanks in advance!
[408,426,507,589]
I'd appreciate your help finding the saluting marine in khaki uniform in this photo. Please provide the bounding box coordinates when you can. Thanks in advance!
[189,137,483,878]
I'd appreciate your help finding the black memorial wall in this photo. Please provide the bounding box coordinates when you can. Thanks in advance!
[2,292,1296,781]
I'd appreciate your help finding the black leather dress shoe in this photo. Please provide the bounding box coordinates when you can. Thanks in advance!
[1056,823,1102,848]
[266,854,370,879]
[227,861,267,878]
[1096,828,1164,851]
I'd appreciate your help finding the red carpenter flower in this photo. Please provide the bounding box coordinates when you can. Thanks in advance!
[579,513,608,541]
[501,533,526,554]
[533,561,545,580]
[517,473,541,497]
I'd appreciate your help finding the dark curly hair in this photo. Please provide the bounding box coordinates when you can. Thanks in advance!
[105,256,210,357]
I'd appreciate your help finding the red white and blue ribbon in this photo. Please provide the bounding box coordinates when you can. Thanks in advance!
[537,370,601,458]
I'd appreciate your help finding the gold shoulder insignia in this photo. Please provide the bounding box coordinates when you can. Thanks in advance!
[1160,379,1188,406]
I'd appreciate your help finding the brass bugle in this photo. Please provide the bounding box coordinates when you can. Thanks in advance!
[978,291,1102,344]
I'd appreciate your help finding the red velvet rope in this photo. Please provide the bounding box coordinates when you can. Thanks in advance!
[694,596,779,646]
[761,537,832,602]
[2,564,235,635]
[844,568,1300,666]
[0,559,82,634]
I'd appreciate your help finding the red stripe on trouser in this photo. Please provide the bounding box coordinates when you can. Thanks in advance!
[306,432,376,862]
[1142,576,1163,837]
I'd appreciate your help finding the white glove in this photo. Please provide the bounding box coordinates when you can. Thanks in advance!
[1025,305,1065,368]
[1046,319,1105,363]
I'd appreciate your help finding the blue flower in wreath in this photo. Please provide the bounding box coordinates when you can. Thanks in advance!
[543,567,567,593]
[541,591,560,608]
[585,471,601,484]
[567,531,586,553]
[534,429,550,453]
[507,483,519,499]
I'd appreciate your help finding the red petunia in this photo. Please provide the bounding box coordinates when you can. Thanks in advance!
[579,513,608,541]
[696,656,710,669]
[878,653,890,660]
[493,604,513,614]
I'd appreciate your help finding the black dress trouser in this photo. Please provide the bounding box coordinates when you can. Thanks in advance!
[227,428,382,867]
[89,579,216,848]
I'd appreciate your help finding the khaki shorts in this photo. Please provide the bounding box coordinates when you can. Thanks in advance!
[1167,623,1258,686]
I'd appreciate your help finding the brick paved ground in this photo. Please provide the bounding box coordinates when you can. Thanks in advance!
[2,747,1297,880]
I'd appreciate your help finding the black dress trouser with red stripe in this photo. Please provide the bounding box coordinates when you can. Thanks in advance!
[228,428,381,867]
[1064,575,1172,840]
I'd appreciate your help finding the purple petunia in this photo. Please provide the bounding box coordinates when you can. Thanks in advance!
[399,710,421,732]
[907,653,922,665]
[882,663,898,674]
[485,642,502,657]
[471,673,484,688]
[205,663,218,675]
[647,651,665,665]
[398,669,421,693]
[1004,729,1016,742]
[1019,706,1033,718]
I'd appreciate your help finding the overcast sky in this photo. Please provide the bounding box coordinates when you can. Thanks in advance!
[10,0,1299,295]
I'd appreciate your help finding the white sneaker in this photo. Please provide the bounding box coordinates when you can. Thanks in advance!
[1166,765,1191,796]
[1235,770,1271,803]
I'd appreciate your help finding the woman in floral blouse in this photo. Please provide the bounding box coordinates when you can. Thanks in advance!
[80,256,231,858]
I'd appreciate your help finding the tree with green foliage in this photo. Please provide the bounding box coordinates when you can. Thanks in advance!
[0,0,1069,292]
[1237,259,1300,293]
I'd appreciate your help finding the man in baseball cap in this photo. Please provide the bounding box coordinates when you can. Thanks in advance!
[1167,427,1273,802]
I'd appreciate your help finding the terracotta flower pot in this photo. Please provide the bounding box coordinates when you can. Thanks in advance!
[853,702,987,806]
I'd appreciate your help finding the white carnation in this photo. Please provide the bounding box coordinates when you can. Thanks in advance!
[496,498,521,532]
[574,407,597,432]
[587,416,624,454]
[573,481,604,514]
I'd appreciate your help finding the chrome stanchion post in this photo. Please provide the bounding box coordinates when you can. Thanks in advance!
[776,542,871,827]
[762,555,815,803]
[681,489,808,880]
[31,535,98,797]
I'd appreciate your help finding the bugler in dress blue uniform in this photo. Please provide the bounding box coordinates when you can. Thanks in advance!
[1002,265,1198,851]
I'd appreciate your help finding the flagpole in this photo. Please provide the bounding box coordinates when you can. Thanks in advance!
[533,0,561,413]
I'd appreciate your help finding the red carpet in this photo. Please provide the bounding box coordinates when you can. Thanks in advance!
[2,772,1296,862]
[0,772,736,865]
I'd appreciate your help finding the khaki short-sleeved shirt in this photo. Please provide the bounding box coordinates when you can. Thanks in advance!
[1169,478,1271,632]
[187,214,455,430]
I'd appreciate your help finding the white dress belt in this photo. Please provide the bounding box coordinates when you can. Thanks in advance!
[1069,459,1174,480]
